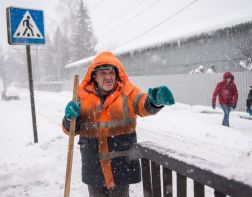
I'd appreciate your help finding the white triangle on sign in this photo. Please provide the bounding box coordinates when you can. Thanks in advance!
[14,11,44,39]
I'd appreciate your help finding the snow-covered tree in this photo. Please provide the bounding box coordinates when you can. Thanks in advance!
[53,27,70,80]
[0,47,5,90]
[55,0,79,39]
[38,36,57,81]
[0,47,4,76]
[69,0,97,62]
[1,48,26,87]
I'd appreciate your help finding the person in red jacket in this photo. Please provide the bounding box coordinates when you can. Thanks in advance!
[212,72,238,127]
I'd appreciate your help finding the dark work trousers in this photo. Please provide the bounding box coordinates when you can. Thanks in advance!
[88,185,129,197]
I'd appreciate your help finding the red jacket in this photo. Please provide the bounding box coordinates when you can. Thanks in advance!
[212,72,238,106]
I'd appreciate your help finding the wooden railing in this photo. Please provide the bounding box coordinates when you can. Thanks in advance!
[131,141,252,197]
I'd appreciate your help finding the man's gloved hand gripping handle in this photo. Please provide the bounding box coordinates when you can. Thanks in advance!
[65,101,80,119]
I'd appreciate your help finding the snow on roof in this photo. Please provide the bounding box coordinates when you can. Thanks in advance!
[65,7,252,69]
[65,50,128,68]
[65,55,95,69]
[114,7,252,54]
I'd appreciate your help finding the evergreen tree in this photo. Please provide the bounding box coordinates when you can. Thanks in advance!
[39,36,57,81]
[0,47,4,78]
[55,0,79,39]
[53,27,70,80]
[70,0,97,62]
[0,47,6,90]
[1,48,26,87]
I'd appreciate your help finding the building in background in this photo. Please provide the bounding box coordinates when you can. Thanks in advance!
[66,20,252,78]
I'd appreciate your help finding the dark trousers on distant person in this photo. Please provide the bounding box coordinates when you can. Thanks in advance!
[220,104,231,127]
[88,185,129,197]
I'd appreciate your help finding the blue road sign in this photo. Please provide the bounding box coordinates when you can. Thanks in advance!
[6,7,45,45]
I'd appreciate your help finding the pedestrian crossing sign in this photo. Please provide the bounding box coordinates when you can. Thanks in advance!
[6,7,45,45]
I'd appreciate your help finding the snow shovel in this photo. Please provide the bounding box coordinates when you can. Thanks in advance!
[64,75,79,197]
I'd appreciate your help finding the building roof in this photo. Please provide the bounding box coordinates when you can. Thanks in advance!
[65,7,252,69]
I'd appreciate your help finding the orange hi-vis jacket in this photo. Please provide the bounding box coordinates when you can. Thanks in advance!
[62,51,162,189]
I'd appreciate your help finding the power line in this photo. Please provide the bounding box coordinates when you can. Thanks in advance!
[98,0,161,37]
[98,0,145,30]
[114,0,200,50]
[99,0,147,32]
[90,0,104,12]
[97,0,136,29]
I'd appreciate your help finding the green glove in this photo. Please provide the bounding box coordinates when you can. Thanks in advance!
[65,101,80,119]
[148,86,175,106]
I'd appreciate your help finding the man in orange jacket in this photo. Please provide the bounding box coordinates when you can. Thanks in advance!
[62,51,175,196]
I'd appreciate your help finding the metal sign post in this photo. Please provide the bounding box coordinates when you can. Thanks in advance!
[26,45,38,143]
[6,7,45,143]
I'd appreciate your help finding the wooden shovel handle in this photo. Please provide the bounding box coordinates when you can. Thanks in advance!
[64,75,79,197]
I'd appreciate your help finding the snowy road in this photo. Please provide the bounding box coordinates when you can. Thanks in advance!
[0,89,252,197]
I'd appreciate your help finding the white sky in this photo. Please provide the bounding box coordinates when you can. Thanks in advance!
[1,0,252,52]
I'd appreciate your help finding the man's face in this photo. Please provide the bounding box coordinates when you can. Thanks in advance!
[94,68,116,93]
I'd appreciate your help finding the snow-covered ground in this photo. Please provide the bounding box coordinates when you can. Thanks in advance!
[0,89,252,197]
